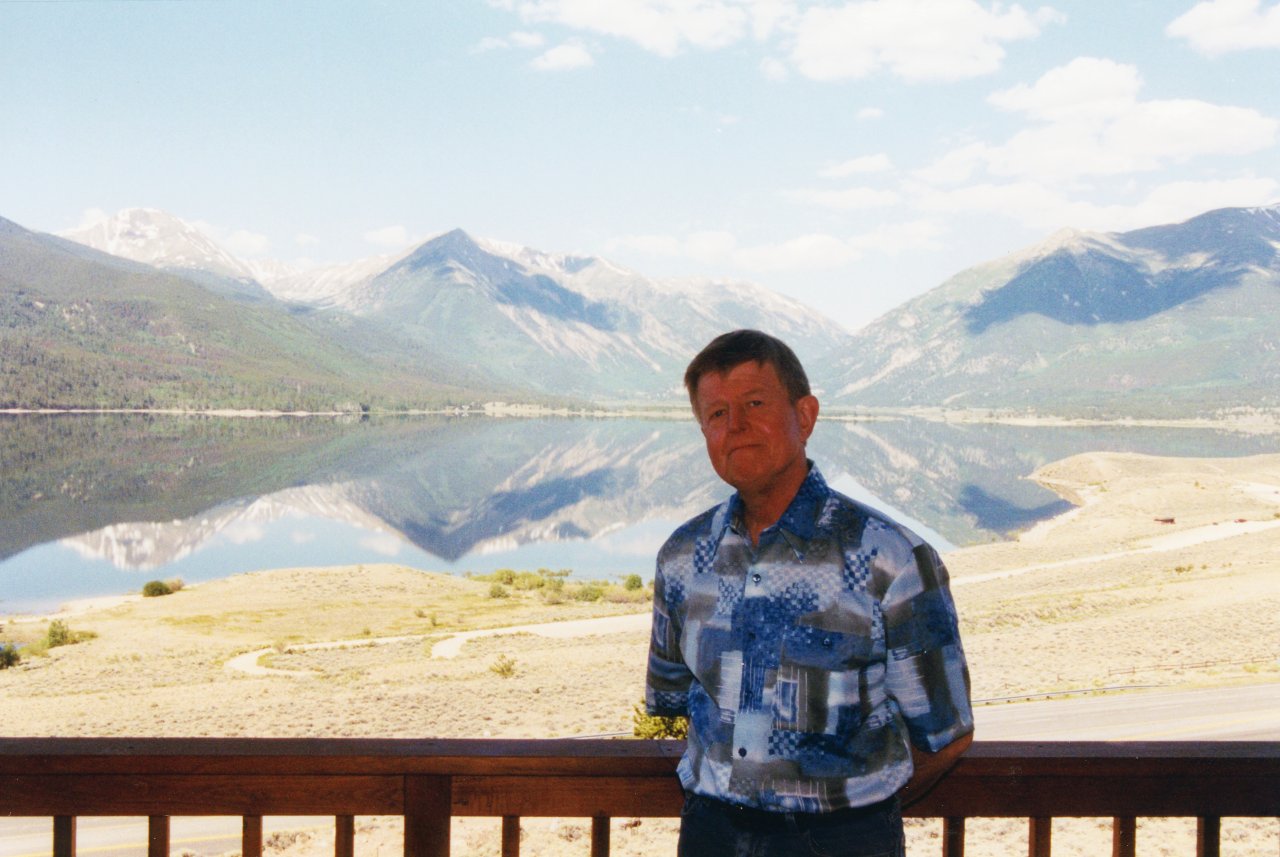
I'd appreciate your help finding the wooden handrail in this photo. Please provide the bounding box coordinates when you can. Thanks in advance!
[2,739,1277,856]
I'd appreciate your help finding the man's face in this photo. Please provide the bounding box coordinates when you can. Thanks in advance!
[693,360,818,501]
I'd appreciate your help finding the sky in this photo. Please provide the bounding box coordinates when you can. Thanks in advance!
[2,0,1279,332]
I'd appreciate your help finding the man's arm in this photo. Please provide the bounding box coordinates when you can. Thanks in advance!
[898,731,973,808]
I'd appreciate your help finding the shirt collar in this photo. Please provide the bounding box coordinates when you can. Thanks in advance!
[720,461,830,548]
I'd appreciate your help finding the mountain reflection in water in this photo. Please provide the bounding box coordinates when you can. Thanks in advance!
[1,413,1274,615]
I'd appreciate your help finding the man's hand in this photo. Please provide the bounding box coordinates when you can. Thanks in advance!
[899,732,973,808]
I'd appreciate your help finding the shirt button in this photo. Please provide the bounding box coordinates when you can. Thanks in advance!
[738,747,747,758]
[751,573,761,583]
[822,637,833,648]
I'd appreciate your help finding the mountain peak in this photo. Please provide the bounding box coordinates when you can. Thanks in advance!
[61,207,258,283]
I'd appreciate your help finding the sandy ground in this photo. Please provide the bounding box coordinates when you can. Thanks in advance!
[3,451,1279,856]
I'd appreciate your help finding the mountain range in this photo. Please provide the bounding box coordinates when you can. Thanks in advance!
[825,205,1280,416]
[4,203,1278,415]
[54,208,849,405]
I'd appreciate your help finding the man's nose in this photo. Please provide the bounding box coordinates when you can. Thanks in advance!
[727,404,747,431]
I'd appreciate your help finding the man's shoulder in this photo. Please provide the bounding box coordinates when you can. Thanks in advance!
[818,484,933,553]
[657,499,729,562]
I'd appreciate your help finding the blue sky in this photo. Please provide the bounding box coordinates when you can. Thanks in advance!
[3,0,1279,331]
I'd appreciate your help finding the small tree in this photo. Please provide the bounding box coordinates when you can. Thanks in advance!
[0,644,19,670]
[623,573,644,591]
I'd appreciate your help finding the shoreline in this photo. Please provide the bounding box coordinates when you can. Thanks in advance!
[2,405,1279,432]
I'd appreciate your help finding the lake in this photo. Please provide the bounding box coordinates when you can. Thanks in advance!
[2,412,1276,616]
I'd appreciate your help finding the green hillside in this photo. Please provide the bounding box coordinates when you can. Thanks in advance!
[0,218,500,411]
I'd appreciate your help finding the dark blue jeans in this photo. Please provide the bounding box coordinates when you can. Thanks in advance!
[677,792,906,857]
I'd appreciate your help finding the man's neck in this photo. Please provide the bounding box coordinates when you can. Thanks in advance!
[738,467,810,546]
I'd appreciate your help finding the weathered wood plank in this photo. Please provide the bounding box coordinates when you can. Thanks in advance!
[1111,816,1135,857]
[404,775,451,857]
[1197,816,1221,857]
[2,774,402,815]
[148,816,169,857]
[591,817,610,857]
[452,774,683,818]
[1029,816,1052,857]
[335,815,354,857]
[52,816,74,857]
[943,817,965,857]
[243,815,263,857]
[501,816,520,857]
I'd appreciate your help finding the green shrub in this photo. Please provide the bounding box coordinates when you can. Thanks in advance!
[0,644,20,670]
[623,573,644,591]
[142,580,173,597]
[488,583,510,599]
[632,702,688,739]
[490,654,517,678]
[45,620,72,648]
[570,583,605,602]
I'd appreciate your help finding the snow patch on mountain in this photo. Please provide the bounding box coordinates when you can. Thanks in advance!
[61,208,258,282]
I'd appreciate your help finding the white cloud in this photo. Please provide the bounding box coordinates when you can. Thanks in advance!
[760,56,789,80]
[912,176,1280,233]
[612,218,944,274]
[789,0,1063,82]
[856,106,885,120]
[785,186,900,209]
[1167,0,1280,56]
[531,41,595,70]
[928,57,1280,183]
[364,225,412,247]
[476,29,547,51]
[221,228,271,258]
[72,208,110,230]
[819,153,893,178]
[987,56,1140,123]
[295,233,320,247]
[516,0,750,56]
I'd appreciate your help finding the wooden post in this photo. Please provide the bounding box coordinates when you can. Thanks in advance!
[404,775,452,857]
[943,817,965,857]
[243,815,263,857]
[335,815,355,857]
[1196,816,1221,857]
[1029,817,1052,857]
[1111,817,1135,857]
[148,816,170,857]
[501,816,520,857]
[591,817,610,857]
[53,816,75,857]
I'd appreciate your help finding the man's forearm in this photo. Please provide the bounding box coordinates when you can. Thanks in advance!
[899,732,973,808]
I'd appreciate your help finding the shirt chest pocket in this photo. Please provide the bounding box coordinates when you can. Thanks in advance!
[780,591,880,672]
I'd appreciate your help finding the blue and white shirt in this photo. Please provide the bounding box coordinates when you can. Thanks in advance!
[646,464,973,813]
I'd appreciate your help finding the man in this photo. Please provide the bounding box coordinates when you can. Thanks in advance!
[646,329,973,857]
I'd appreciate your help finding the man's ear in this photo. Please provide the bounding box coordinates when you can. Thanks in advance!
[796,395,819,440]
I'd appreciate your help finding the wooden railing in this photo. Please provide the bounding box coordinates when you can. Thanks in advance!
[2,739,1277,857]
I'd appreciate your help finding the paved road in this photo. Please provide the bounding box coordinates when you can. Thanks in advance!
[3,684,1275,857]
[975,682,1280,740]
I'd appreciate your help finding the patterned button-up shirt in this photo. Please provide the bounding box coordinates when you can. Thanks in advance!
[646,464,973,813]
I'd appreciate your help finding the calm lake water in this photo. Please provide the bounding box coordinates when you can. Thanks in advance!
[2,413,1276,615]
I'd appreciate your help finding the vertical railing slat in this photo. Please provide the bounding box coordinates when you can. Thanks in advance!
[148,816,169,857]
[501,816,520,857]
[335,815,355,857]
[53,816,76,857]
[1029,816,1052,857]
[1196,816,1221,857]
[590,816,610,857]
[404,775,452,857]
[1111,816,1135,857]
[943,816,965,857]
[243,815,263,857]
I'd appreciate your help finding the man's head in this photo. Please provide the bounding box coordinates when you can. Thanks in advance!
[683,329,811,411]
[684,330,819,512]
